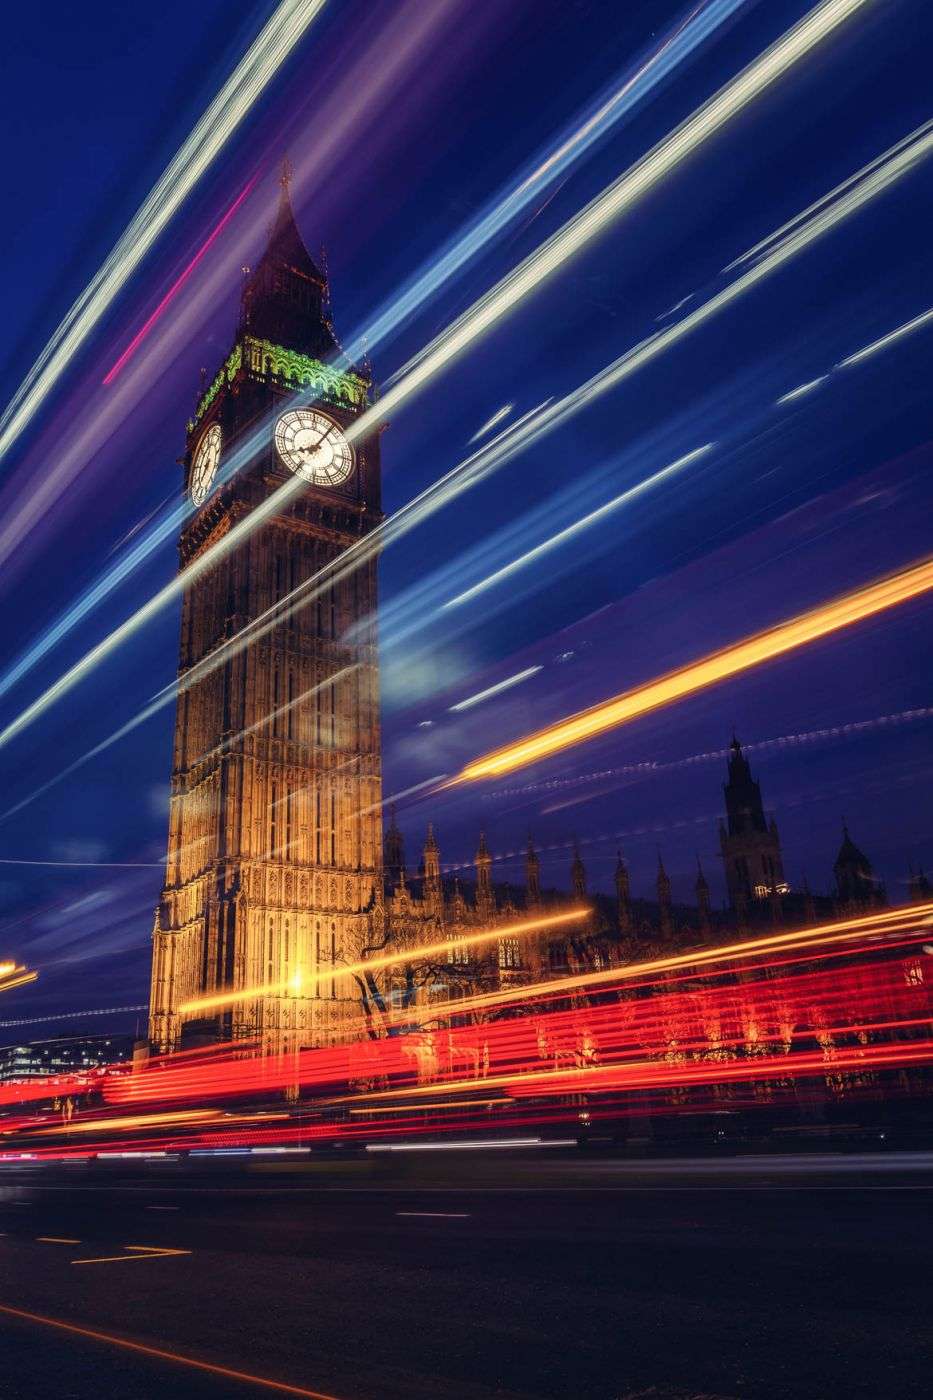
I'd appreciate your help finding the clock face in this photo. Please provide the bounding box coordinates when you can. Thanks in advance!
[274,409,353,488]
[191,423,222,505]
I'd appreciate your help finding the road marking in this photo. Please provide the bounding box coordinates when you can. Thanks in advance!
[72,1244,191,1266]
[395,1211,470,1218]
[145,1204,180,1211]
[0,1302,345,1398]
[37,1236,80,1244]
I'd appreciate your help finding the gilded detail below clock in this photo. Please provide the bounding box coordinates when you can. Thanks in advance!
[274,408,354,488]
[190,422,222,504]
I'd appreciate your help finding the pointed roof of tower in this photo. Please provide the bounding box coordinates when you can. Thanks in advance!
[834,821,871,872]
[695,856,709,892]
[239,161,336,359]
[262,159,326,285]
[424,822,438,852]
[476,831,491,861]
[656,848,671,896]
[615,848,628,874]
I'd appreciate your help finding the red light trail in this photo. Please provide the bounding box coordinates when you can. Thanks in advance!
[102,177,257,385]
[2,904,930,1157]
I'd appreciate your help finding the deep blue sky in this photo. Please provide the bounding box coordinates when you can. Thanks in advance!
[1,0,932,1029]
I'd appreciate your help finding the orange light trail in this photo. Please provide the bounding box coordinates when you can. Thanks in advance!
[177,906,591,1015]
[0,962,38,994]
[0,1303,346,1399]
[40,1109,222,1136]
[454,555,933,781]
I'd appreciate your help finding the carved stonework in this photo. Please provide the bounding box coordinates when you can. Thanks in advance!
[148,178,383,1058]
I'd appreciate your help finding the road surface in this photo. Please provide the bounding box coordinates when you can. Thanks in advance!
[1,1149,931,1399]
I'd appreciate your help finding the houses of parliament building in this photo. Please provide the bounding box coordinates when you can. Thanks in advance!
[147,177,922,1056]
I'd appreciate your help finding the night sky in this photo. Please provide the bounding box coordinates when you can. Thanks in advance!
[1,0,932,1030]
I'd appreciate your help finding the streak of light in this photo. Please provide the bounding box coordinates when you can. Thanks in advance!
[350,0,753,367]
[0,1304,342,1399]
[39,1109,222,1136]
[723,115,933,274]
[468,404,514,443]
[390,0,869,391]
[0,1004,147,1028]
[71,1245,191,1265]
[102,179,257,384]
[442,443,713,610]
[176,907,591,1015]
[191,665,358,768]
[448,666,543,712]
[0,858,163,867]
[837,305,933,368]
[453,555,933,782]
[0,0,328,470]
[0,965,38,995]
[349,1099,508,1114]
[776,376,826,404]
[364,1138,575,1152]
[386,902,933,1028]
[0,0,740,702]
[127,101,933,707]
[492,704,933,800]
[358,774,449,817]
[38,1108,287,1137]
[0,3,885,762]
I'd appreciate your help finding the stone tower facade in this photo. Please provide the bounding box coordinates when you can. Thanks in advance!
[149,173,383,1054]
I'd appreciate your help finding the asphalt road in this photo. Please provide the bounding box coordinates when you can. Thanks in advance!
[1,1149,931,1400]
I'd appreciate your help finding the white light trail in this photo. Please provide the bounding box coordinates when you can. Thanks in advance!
[345,0,754,369]
[0,0,329,469]
[837,305,933,368]
[0,1005,147,1029]
[723,115,933,275]
[443,443,713,610]
[448,667,543,713]
[388,0,871,392]
[468,404,514,443]
[0,0,747,703]
[0,0,880,757]
[776,377,827,404]
[359,775,449,817]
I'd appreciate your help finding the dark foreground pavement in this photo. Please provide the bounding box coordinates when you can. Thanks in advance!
[1,1149,931,1400]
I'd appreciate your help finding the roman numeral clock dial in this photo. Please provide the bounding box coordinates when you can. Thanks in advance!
[274,407,354,488]
[190,422,222,504]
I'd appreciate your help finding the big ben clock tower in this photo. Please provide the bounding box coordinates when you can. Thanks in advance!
[149,169,383,1055]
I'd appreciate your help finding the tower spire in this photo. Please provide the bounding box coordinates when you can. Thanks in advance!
[239,167,333,358]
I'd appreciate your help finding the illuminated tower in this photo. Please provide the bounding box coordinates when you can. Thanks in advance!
[422,825,442,919]
[475,832,493,916]
[719,737,786,908]
[149,171,383,1054]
